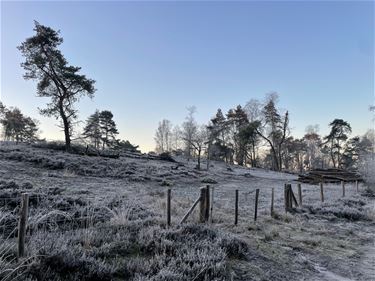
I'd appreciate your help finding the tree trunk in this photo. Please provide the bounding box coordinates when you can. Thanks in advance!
[271,146,280,171]
[337,140,341,168]
[206,142,210,171]
[197,148,201,170]
[59,102,71,151]
[252,141,256,167]
[330,140,336,168]
[63,118,71,151]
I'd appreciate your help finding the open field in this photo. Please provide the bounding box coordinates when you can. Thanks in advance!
[0,143,374,281]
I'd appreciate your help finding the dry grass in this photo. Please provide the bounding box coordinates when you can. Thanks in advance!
[0,144,374,281]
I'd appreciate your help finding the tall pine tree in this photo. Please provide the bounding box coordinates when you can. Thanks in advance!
[18,22,95,151]
[83,110,101,149]
[99,110,118,149]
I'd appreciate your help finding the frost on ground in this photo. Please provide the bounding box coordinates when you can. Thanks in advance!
[0,144,374,281]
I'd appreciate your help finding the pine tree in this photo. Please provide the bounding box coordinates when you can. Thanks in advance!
[83,110,101,149]
[227,105,249,165]
[18,21,95,151]
[0,103,39,142]
[323,119,352,168]
[99,110,118,149]
[255,93,289,171]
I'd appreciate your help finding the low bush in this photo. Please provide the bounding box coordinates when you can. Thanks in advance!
[305,198,371,221]
[19,220,248,281]
[159,152,176,163]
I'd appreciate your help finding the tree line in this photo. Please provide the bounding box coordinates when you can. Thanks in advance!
[0,102,38,143]
[154,93,373,172]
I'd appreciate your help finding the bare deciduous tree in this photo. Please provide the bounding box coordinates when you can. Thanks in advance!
[154,119,172,153]
[183,125,208,170]
[181,106,197,160]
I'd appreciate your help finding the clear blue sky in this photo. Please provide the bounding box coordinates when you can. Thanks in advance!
[1,1,374,152]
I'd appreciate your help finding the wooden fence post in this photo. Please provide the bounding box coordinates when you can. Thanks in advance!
[356,180,358,192]
[205,185,210,222]
[320,182,324,202]
[284,184,293,212]
[297,183,302,207]
[18,193,29,258]
[166,188,171,227]
[342,181,345,197]
[210,186,214,223]
[284,184,288,213]
[234,189,239,225]
[270,188,274,216]
[290,186,298,207]
[199,187,207,223]
[254,189,260,222]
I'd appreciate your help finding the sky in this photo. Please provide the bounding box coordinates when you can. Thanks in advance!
[1,1,374,152]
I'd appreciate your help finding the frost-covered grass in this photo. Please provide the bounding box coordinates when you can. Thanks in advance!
[359,154,375,199]
[0,143,374,281]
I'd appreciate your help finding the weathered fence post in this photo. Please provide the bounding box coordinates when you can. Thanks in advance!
[320,182,324,202]
[205,185,210,222]
[297,183,302,207]
[18,193,29,258]
[356,180,359,192]
[234,189,239,225]
[254,189,260,222]
[166,188,171,227]
[270,188,274,216]
[290,186,298,207]
[210,186,214,223]
[284,184,293,212]
[342,181,345,197]
[199,187,207,223]
[284,184,288,213]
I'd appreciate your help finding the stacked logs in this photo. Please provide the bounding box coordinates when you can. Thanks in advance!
[298,168,362,184]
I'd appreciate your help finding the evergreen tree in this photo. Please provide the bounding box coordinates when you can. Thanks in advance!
[227,105,249,165]
[18,21,96,151]
[0,103,39,142]
[342,136,372,169]
[99,110,119,149]
[238,121,260,167]
[255,93,289,171]
[207,109,229,162]
[82,110,101,149]
[114,139,140,152]
[323,119,352,168]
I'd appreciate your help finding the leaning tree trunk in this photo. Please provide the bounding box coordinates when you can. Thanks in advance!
[59,103,71,152]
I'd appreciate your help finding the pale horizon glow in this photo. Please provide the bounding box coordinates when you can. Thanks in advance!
[1,1,374,152]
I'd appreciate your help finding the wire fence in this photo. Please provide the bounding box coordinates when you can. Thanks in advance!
[0,179,362,241]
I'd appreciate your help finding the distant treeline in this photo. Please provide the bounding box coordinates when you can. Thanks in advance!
[154,93,374,172]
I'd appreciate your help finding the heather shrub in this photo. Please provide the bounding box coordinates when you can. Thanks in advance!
[305,198,372,221]
[359,154,375,196]
[21,220,248,281]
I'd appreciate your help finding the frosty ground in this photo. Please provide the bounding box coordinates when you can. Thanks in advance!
[0,144,374,281]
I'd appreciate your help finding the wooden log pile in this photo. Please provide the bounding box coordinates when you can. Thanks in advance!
[298,168,362,184]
